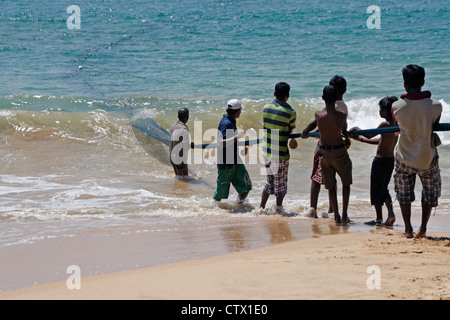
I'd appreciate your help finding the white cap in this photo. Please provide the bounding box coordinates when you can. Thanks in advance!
[227,99,243,110]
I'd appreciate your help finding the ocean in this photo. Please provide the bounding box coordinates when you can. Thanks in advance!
[1,0,449,291]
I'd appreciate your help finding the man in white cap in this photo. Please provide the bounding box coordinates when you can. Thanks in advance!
[213,99,252,203]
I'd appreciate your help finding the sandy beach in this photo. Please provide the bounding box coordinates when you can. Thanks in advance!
[1,227,449,301]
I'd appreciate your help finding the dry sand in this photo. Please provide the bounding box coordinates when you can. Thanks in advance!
[1,230,449,300]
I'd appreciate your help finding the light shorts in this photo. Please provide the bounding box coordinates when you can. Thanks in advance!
[394,156,441,207]
[214,164,252,200]
[263,159,289,197]
[319,147,352,190]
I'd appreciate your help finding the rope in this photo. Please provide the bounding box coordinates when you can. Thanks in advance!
[73,34,138,98]
[297,123,450,138]
[133,121,450,149]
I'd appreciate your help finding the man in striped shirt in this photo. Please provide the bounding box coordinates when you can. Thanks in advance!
[259,82,296,213]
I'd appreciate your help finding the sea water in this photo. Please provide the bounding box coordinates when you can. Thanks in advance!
[0,0,449,290]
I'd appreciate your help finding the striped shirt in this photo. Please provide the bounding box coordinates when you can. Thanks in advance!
[262,99,296,160]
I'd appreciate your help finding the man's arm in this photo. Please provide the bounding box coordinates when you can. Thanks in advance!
[349,126,380,145]
[218,130,245,147]
[301,119,317,139]
[289,112,296,134]
[433,116,441,131]
[349,121,395,145]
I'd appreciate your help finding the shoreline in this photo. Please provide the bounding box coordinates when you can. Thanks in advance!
[1,219,449,300]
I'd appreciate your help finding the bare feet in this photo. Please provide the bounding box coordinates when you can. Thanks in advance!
[415,232,426,238]
[415,225,427,238]
[341,215,352,225]
[384,216,396,227]
[404,230,415,238]
[334,216,341,225]
[335,215,352,226]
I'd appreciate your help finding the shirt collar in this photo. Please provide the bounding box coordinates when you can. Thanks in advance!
[273,99,292,109]
[401,91,431,100]
[223,114,236,123]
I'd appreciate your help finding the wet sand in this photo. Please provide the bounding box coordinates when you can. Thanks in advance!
[0,215,352,292]
[1,230,449,300]
[1,213,449,300]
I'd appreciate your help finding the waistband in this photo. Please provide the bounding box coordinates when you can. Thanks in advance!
[319,144,345,150]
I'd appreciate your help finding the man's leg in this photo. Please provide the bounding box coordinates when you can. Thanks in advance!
[341,185,350,224]
[276,195,285,207]
[273,159,288,210]
[383,159,395,226]
[332,149,352,224]
[310,180,321,211]
[309,151,322,215]
[321,156,339,223]
[260,191,270,209]
[233,165,252,203]
[328,185,340,224]
[238,191,249,203]
[394,160,416,238]
[417,203,432,238]
[177,166,188,176]
[399,202,413,238]
[384,196,396,226]
[416,157,441,237]
[214,168,231,202]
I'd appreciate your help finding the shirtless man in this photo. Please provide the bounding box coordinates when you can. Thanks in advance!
[315,85,352,225]
[301,76,348,218]
[350,96,398,226]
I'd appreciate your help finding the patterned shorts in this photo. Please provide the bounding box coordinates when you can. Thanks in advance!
[214,164,252,200]
[311,145,323,185]
[394,156,441,207]
[263,159,289,197]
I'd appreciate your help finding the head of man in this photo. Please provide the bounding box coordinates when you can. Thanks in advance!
[274,82,290,101]
[226,99,243,119]
[379,96,398,122]
[322,85,338,105]
[178,108,189,123]
[402,64,425,91]
[329,75,347,98]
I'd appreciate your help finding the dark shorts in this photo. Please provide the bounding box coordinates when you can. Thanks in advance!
[370,157,394,206]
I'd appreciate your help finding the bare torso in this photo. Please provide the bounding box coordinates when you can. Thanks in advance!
[375,121,398,158]
[316,107,347,146]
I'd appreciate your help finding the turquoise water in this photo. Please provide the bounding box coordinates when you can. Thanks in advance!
[1,0,449,102]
